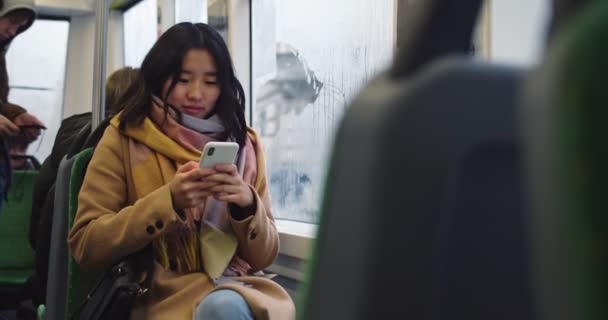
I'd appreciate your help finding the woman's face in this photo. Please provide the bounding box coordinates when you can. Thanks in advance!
[162,48,221,119]
[0,12,30,42]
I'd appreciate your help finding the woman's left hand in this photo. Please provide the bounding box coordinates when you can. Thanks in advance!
[206,163,254,208]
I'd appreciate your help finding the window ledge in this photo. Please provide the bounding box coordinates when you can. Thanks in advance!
[276,219,317,260]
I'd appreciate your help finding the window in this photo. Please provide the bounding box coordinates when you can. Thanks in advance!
[123,0,158,68]
[175,0,207,24]
[207,0,228,42]
[252,0,395,223]
[6,19,70,162]
[489,0,550,65]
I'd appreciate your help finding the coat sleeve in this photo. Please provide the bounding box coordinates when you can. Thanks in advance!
[68,126,184,273]
[229,138,279,272]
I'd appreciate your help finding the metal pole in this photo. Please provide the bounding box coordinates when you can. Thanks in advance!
[92,0,110,130]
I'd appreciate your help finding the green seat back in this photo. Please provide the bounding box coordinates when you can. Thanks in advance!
[553,2,608,318]
[526,1,608,319]
[0,170,37,284]
[65,148,96,319]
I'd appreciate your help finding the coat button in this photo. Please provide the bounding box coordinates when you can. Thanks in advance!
[155,219,164,229]
[146,225,155,234]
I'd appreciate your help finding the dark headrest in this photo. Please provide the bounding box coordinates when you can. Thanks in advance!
[65,117,112,159]
[392,0,483,78]
[82,117,113,150]
[66,122,92,158]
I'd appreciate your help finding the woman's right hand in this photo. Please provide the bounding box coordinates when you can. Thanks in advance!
[169,161,218,210]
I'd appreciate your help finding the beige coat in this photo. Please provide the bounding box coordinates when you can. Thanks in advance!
[68,125,295,320]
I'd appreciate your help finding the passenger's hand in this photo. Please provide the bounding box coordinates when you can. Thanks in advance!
[169,161,218,210]
[13,112,45,140]
[0,114,19,136]
[206,164,254,208]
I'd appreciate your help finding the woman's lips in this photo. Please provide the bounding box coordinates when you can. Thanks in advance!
[182,106,204,115]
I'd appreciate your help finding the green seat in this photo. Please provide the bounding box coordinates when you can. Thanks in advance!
[41,148,96,320]
[525,1,608,319]
[0,170,37,306]
[65,148,96,319]
[0,270,34,285]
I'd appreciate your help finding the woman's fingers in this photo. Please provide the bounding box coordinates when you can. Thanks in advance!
[187,180,218,191]
[215,194,241,203]
[199,167,217,178]
[177,161,199,173]
[214,164,238,175]
[208,184,241,194]
[205,173,240,186]
[182,169,204,181]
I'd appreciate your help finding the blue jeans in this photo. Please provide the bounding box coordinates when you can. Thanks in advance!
[194,289,254,320]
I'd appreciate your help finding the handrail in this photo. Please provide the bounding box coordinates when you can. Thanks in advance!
[91,0,110,130]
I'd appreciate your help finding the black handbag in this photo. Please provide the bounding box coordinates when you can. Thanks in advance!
[75,248,153,320]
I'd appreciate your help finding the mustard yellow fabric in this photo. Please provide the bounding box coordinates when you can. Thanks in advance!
[68,119,294,320]
[109,115,240,279]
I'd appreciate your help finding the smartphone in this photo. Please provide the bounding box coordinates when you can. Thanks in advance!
[200,142,239,169]
[19,124,46,130]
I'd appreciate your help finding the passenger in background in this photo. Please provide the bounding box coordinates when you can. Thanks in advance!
[68,23,294,320]
[0,0,44,215]
[26,66,139,307]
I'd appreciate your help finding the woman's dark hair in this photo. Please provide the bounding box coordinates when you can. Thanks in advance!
[118,22,247,147]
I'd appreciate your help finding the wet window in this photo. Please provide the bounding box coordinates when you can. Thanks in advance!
[252,0,395,223]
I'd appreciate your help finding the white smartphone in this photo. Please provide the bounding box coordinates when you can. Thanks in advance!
[199,141,239,169]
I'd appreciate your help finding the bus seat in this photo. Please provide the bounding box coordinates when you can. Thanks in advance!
[0,170,38,309]
[301,58,533,320]
[44,117,111,320]
[525,1,608,319]
[300,0,535,318]
[44,148,96,320]
[44,154,76,320]
[65,148,95,320]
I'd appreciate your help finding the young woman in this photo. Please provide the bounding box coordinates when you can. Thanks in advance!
[68,23,294,320]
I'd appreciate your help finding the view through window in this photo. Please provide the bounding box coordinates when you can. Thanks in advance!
[6,19,70,162]
[123,0,158,68]
[252,0,395,223]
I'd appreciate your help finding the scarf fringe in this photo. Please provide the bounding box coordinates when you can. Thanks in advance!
[153,229,202,273]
